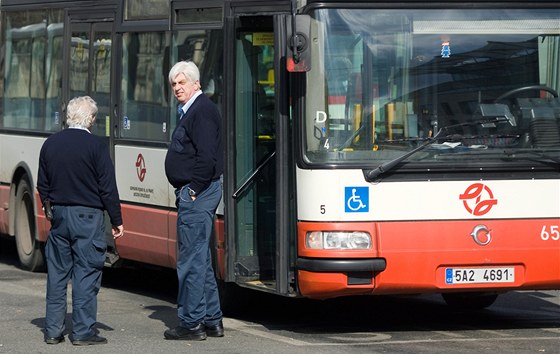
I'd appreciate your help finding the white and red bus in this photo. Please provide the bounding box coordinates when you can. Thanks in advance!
[0,0,558,310]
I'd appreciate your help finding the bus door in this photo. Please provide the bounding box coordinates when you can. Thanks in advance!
[63,12,114,145]
[63,11,118,256]
[226,12,292,295]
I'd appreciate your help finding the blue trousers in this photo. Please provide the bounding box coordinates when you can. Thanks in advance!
[45,206,106,340]
[175,180,222,328]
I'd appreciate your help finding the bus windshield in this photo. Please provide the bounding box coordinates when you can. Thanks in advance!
[303,7,560,168]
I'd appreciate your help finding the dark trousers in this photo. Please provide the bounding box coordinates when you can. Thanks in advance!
[45,205,106,340]
[175,180,222,328]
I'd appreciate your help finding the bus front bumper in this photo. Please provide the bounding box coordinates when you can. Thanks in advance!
[296,257,386,299]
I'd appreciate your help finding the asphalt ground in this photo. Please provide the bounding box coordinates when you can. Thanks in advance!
[1,237,559,354]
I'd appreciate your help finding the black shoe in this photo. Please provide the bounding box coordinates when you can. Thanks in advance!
[205,321,224,337]
[72,334,107,346]
[164,324,207,341]
[45,335,65,344]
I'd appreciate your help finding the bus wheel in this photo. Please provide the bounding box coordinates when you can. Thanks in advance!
[442,292,499,310]
[14,178,45,272]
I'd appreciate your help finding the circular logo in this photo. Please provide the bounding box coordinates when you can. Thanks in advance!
[470,224,492,246]
[459,183,498,216]
[135,154,146,182]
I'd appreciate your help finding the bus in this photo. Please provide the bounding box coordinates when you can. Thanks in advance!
[0,0,559,310]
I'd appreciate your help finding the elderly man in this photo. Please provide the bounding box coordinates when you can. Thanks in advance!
[37,95,124,346]
[164,61,224,341]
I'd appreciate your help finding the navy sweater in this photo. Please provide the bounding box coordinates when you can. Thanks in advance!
[37,128,123,226]
[165,94,223,193]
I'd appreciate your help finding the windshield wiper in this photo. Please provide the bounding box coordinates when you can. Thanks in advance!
[363,113,516,181]
[502,149,560,165]
[363,128,445,181]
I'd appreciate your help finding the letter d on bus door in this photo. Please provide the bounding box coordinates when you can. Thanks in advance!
[316,111,327,123]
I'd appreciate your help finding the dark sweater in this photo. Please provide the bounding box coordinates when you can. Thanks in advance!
[165,94,223,193]
[37,128,123,226]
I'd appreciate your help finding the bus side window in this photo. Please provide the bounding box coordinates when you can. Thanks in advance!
[2,10,50,131]
[120,32,169,142]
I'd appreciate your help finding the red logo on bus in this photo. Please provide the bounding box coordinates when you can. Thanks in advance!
[459,183,498,216]
[135,154,147,182]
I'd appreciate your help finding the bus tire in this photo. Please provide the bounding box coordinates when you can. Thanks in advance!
[442,292,499,310]
[14,178,45,272]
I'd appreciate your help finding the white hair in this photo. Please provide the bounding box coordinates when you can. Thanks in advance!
[168,60,200,85]
[66,96,98,128]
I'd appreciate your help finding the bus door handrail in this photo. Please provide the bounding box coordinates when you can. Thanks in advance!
[232,151,276,199]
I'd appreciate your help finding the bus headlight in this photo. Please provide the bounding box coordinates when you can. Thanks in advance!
[306,231,372,250]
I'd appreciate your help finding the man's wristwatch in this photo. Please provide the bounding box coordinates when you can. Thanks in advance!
[188,187,197,197]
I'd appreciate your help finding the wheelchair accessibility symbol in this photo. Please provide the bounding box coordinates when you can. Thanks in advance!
[345,186,369,213]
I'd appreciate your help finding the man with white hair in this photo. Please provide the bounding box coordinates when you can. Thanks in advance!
[37,95,124,346]
[164,61,224,341]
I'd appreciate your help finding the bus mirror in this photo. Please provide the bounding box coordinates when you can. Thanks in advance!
[286,14,311,72]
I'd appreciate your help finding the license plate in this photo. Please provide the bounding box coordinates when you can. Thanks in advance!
[445,267,515,284]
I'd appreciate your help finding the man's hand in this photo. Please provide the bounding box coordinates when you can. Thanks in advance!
[112,225,124,239]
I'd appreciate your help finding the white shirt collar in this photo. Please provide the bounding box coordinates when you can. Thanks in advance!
[179,90,203,117]
[68,126,91,133]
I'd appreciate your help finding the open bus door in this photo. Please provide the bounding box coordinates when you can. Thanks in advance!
[224,9,293,298]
